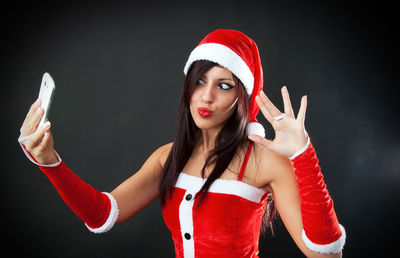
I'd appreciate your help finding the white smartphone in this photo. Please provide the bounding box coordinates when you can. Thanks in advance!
[38,73,55,128]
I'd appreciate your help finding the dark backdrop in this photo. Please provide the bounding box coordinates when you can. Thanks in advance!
[2,1,398,257]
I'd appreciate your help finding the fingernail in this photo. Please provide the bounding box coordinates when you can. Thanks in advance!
[44,121,51,128]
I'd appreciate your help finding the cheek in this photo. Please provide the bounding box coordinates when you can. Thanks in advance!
[222,93,239,116]
[221,93,238,111]
[214,97,237,122]
[189,93,196,109]
[190,88,200,104]
[224,102,237,119]
[189,92,199,115]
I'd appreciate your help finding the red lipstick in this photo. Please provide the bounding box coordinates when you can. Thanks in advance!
[198,107,213,118]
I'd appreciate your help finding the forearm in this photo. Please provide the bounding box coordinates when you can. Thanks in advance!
[39,161,119,232]
[19,140,119,233]
[291,138,346,254]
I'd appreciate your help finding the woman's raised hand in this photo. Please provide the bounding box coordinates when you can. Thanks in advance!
[248,86,309,158]
[19,99,58,165]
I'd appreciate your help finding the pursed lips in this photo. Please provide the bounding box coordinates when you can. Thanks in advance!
[198,107,213,117]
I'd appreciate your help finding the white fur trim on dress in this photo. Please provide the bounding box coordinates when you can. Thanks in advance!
[176,173,267,204]
[179,185,198,258]
[183,43,254,95]
[302,224,346,254]
[86,192,119,234]
[246,122,265,138]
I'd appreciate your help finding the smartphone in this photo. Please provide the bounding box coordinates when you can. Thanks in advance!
[38,73,55,128]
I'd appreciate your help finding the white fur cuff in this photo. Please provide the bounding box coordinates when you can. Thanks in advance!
[302,224,346,254]
[18,141,62,167]
[85,192,119,234]
[289,136,310,160]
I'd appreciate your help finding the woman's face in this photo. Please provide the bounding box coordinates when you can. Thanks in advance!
[190,65,239,132]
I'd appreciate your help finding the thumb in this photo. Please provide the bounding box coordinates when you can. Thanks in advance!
[248,134,273,150]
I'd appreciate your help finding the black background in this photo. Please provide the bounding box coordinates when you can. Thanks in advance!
[2,0,398,257]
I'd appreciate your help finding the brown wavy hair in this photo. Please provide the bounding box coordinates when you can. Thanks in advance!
[158,60,277,235]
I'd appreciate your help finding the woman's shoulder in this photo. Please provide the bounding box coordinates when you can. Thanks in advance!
[140,142,173,174]
[157,142,174,153]
[153,142,173,167]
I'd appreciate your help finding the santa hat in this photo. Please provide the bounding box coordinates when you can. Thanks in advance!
[183,29,265,137]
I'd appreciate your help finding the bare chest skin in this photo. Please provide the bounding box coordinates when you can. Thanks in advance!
[181,143,271,190]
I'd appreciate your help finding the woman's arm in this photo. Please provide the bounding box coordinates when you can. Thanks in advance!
[249,86,345,256]
[264,145,343,258]
[111,142,172,224]
[18,99,171,232]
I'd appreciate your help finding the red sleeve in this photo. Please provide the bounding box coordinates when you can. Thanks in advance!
[292,141,346,254]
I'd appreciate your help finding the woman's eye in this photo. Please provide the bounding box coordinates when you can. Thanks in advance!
[197,79,205,85]
[219,83,233,90]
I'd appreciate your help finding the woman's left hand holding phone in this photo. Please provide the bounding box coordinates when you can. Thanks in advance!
[19,99,58,165]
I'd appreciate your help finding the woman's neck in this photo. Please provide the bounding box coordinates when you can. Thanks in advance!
[197,127,221,154]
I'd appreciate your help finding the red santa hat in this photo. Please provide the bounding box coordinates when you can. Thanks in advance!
[183,29,265,137]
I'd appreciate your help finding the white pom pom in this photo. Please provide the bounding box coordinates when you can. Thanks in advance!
[247,122,265,138]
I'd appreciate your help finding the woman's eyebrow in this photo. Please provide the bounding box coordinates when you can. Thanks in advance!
[201,75,236,85]
[218,78,234,81]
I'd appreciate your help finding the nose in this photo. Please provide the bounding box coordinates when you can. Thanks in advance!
[201,83,214,103]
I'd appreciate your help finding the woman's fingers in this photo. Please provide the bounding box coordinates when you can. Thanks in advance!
[251,87,309,158]
[19,99,57,164]
[257,89,294,127]
[29,106,44,131]
[256,90,282,125]
[20,99,44,136]
[281,86,295,118]
[40,130,52,150]
[259,91,282,116]
[25,121,51,151]
[23,121,57,164]
[297,95,307,124]
[24,99,41,123]
[248,134,273,150]
[255,95,275,125]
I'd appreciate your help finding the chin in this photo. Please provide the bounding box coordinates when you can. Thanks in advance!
[193,118,223,131]
[194,120,212,130]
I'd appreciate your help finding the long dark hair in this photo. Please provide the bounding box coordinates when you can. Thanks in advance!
[158,60,277,235]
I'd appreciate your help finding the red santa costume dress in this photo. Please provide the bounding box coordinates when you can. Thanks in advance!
[162,142,268,258]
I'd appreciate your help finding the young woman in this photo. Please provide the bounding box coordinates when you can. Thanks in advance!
[18,29,345,257]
